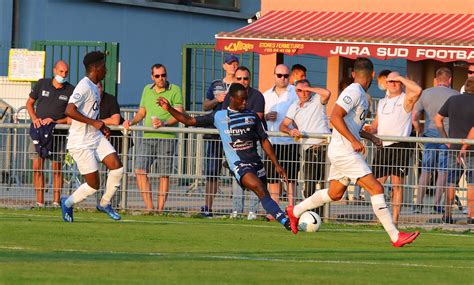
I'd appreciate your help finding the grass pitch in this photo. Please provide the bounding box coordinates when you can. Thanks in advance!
[0,208,473,285]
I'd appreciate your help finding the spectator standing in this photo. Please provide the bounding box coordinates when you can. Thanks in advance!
[412,67,459,214]
[435,77,474,224]
[26,60,74,207]
[263,64,299,212]
[124,64,183,212]
[367,71,422,225]
[222,66,265,219]
[200,54,239,217]
[289,64,307,86]
[280,79,331,203]
[460,64,474,93]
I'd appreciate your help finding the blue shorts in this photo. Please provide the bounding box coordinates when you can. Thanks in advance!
[135,138,176,174]
[448,151,473,185]
[205,140,223,178]
[421,143,448,172]
[231,161,267,187]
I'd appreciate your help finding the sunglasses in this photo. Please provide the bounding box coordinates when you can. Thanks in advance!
[468,70,474,75]
[296,89,305,92]
[236,77,249,81]
[153,73,167,79]
[275,73,289,79]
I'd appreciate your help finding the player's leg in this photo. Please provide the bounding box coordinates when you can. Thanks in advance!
[238,164,289,229]
[32,157,45,206]
[356,173,419,246]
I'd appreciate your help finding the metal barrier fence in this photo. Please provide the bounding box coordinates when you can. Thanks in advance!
[0,122,472,229]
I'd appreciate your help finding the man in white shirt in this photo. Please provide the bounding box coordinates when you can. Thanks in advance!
[263,64,298,207]
[286,58,420,247]
[366,71,422,225]
[60,51,123,223]
[280,79,331,201]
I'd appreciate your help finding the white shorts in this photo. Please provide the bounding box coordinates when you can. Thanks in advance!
[327,152,372,183]
[69,137,116,175]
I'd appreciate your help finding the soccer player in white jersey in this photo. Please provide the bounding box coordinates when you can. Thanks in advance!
[286,57,420,247]
[60,51,124,222]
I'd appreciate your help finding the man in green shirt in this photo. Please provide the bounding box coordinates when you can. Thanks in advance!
[124,63,183,212]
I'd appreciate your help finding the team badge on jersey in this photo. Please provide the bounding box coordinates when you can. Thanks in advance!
[59,95,68,101]
[343,96,352,104]
[41,90,50,97]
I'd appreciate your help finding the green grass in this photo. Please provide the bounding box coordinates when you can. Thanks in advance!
[0,208,473,285]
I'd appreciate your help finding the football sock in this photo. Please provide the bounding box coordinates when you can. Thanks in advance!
[100,167,123,207]
[260,194,288,225]
[371,194,399,242]
[65,183,97,208]
[294,189,332,217]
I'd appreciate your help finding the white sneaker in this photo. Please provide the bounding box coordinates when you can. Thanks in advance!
[247,211,257,220]
[230,211,238,218]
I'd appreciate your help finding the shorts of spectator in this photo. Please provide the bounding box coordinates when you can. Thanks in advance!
[265,144,300,183]
[205,140,224,179]
[302,143,327,198]
[421,142,449,172]
[448,152,473,185]
[28,129,68,162]
[372,142,414,178]
[135,138,175,174]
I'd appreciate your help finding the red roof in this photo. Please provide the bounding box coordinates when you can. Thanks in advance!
[215,11,474,62]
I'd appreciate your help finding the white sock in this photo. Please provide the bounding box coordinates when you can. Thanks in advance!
[371,194,399,242]
[100,167,123,207]
[294,189,332,217]
[65,183,97,208]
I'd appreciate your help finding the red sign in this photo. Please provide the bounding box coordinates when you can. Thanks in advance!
[216,39,474,63]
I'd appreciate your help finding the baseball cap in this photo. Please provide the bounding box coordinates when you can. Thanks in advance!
[224,54,239,65]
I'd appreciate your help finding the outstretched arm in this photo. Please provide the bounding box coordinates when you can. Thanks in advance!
[157,97,197,126]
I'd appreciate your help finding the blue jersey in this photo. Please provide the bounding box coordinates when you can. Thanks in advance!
[195,108,268,168]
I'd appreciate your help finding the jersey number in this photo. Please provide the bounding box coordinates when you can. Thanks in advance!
[92,100,99,111]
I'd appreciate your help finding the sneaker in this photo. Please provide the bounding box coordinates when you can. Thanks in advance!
[97,204,121,220]
[200,206,213,218]
[230,211,238,219]
[441,215,455,224]
[35,202,45,208]
[285,205,299,234]
[392,231,420,247]
[454,195,463,211]
[247,211,257,220]
[467,217,474,224]
[432,205,445,214]
[52,202,60,208]
[60,197,73,223]
[283,219,292,231]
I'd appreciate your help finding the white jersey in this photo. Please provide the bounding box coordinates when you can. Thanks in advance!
[328,83,368,156]
[376,92,412,146]
[67,77,103,150]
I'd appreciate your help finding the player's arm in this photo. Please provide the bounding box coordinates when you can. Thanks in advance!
[164,107,183,126]
[261,138,288,183]
[65,103,110,137]
[330,105,365,153]
[157,97,197,126]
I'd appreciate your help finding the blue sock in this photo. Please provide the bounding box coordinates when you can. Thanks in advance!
[260,194,288,225]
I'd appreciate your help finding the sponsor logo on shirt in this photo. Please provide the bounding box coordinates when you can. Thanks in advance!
[244,117,254,124]
[58,95,68,101]
[257,167,266,177]
[230,139,253,150]
[41,90,50,97]
[224,128,250,135]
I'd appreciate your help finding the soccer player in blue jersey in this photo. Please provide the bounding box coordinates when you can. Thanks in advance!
[158,83,292,231]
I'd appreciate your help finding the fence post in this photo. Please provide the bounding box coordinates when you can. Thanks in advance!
[120,128,130,210]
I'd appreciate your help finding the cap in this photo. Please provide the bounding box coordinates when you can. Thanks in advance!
[224,54,239,65]
[83,51,105,67]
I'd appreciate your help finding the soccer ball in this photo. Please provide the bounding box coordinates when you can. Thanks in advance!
[298,211,322,232]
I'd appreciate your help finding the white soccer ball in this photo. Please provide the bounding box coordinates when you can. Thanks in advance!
[298,211,322,232]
